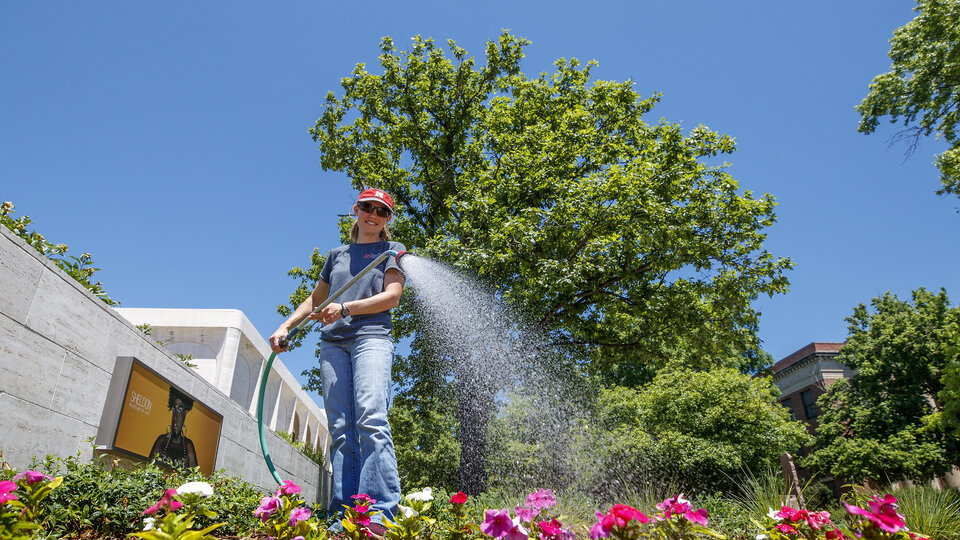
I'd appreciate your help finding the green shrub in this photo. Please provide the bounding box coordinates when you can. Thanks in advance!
[24,452,263,538]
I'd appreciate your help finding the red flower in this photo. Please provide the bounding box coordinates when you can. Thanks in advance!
[450,491,468,505]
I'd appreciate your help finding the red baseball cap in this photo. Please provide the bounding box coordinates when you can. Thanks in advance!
[357,188,394,210]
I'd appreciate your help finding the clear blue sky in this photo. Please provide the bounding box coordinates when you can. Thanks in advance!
[3,2,957,394]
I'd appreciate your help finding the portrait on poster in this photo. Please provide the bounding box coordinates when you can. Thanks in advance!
[112,361,222,475]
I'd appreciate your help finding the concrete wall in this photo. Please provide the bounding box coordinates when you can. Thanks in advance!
[0,225,323,502]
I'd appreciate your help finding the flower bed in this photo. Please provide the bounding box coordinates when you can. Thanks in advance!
[0,464,937,540]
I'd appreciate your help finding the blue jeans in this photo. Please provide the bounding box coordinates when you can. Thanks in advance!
[319,337,400,523]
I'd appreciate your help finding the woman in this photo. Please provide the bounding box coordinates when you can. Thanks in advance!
[149,387,199,469]
[270,188,405,533]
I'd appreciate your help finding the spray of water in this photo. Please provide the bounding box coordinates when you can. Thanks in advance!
[398,254,594,493]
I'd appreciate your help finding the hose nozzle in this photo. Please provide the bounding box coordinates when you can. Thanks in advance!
[395,250,413,268]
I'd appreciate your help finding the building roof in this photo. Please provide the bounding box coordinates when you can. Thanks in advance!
[772,342,844,374]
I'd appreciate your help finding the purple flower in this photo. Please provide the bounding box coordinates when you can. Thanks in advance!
[481,509,514,538]
[526,488,556,509]
[13,470,50,485]
[289,506,311,527]
[255,496,282,522]
[515,505,540,523]
[504,519,528,540]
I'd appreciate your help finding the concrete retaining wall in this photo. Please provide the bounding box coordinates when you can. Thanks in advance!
[0,225,322,502]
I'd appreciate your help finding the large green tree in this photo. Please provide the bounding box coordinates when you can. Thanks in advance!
[857,0,960,197]
[287,32,792,492]
[804,288,960,483]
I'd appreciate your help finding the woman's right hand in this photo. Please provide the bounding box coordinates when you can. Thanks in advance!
[269,328,289,354]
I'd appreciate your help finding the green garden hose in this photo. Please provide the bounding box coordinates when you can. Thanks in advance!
[256,249,400,485]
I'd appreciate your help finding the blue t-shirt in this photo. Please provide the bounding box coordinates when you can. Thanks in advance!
[318,240,405,341]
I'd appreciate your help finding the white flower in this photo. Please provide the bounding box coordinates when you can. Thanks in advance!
[143,517,156,531]
[176,481,214,497]
[407,487,433,502]
[398,504,418,519]
[756,534,768,540]
[767,507,781,520]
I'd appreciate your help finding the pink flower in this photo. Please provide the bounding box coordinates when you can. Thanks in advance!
[540,519,563,537]
[515,505,540,523]
[526,488,556,509]
[590,511,611,539]
[289,505,311,527]
[254,496,282,522]
[843,495,906,534]
[539,518,575,540]
[350,493,377,515]
[276,479,302,497]
[450,491,468,504]
[826,529,845,539]
[590,504,649,538]
[776,523,798,534]
[481,509,514,538]
[144,489,183,515]
[658,494,708,525]
[12,471,50,485]
[350,511,372,528]
[657,494,692,517]
[685,507,709,526]
[0,480,16,494]
[0,492,17,505]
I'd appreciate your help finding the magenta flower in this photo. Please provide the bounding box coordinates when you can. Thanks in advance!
[351,493,376,513]
[276,479,302,497]
[254,496,282,522]
[657,494,708,525]
[590,512,611,539]
[289,505,311,527]
[540,518,575,540]
[590,504,649,539]
[540,519,563,537]
[843,494,907,534]
[12,470,50,485]
[350,511,372,528]
[481,509,514,538]
[0,480,16,494]
[526,488,556,509]
[776,523,798,534]
[450,491,468,504]
[144,489,183,515]
[515,505,540,523]
[0,491,17,505]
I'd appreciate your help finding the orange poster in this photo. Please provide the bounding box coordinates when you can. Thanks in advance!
[113,362,222,476]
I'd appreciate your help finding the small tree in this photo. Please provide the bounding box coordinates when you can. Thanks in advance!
[582,367,811,495]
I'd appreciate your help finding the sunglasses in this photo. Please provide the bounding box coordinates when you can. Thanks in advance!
[357,201,392,218]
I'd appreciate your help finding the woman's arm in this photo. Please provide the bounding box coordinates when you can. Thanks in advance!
[269,279,330,352]
[311,268,405,323]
